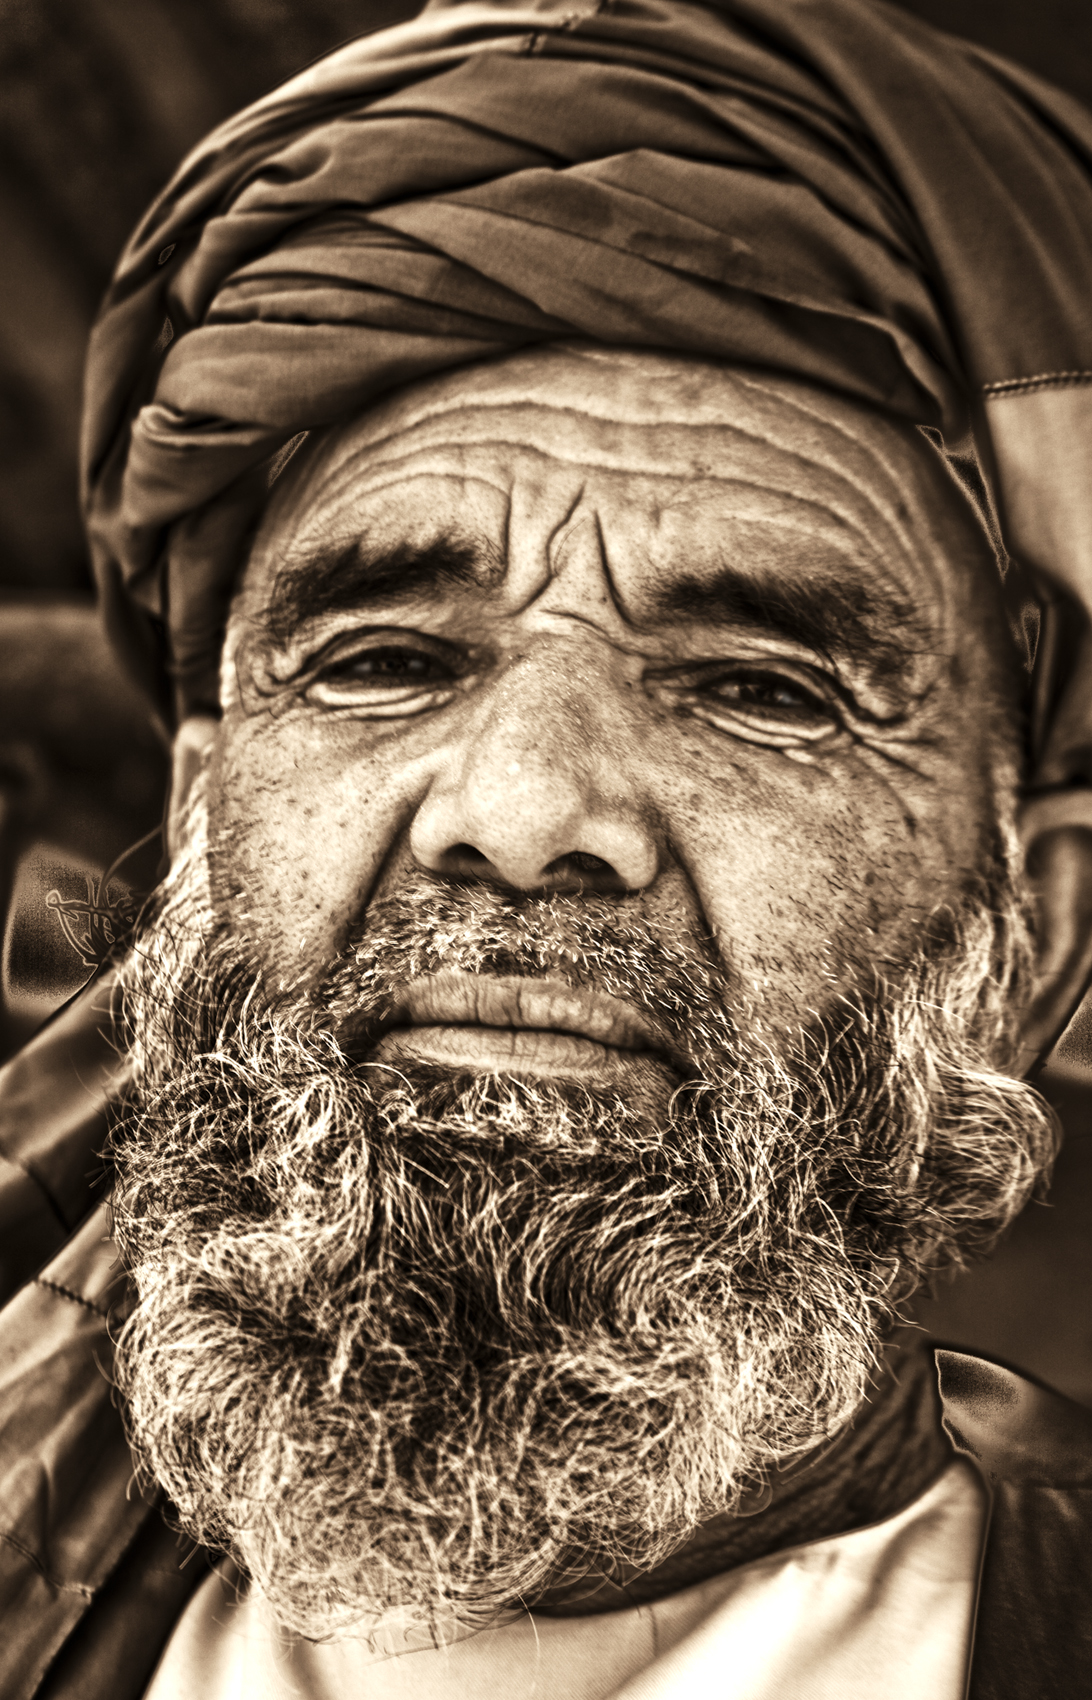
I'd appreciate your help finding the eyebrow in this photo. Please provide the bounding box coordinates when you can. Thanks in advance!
[264,532,926,683]
[264,534,504,646]
[658,566,925,682]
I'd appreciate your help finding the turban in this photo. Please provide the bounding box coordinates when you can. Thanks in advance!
[82,0,1092,804]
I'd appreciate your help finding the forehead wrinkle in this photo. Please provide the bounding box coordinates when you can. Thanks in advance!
[327,382,880,474]
[329,434,916,572]
[299,462,510,536]
[657,474,887,550]
[725,374,963,563]
[656,424,927,553]
[349,390,731,444]
[642,483,918,627]
[292,378,931,542]
[361,416,945,600]
[257,372,958,649]
[291,444,506,527]
[346,412,892,498]
[267,463,920,654]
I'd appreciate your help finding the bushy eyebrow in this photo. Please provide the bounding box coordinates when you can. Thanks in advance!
[264,531,926,685]
[263,534,504,646]
[658,566,926,682]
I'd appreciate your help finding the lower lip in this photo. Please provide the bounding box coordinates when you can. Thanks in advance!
[371,1024,671,1081]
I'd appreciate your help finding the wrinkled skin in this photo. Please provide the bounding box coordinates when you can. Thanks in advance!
[117,346,1053,1640]
[209,345,1019,1086]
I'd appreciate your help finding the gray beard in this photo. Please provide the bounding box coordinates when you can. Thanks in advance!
[109,790,1056,1640]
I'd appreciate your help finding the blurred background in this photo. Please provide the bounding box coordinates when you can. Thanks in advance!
[1,0,1090,1399]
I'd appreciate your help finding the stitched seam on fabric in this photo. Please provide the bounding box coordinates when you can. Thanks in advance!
[34,1277,108,1319]
[983,371,1092,395]
[0,1530,95,1597]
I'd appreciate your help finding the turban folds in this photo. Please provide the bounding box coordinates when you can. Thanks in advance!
[82,0,1092,795]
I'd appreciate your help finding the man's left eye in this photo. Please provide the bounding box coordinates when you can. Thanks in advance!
[659,664,840,745]
[705,672,826,717]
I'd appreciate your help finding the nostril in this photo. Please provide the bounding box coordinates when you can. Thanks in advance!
[439,843,494,877]
[434,843,623,891]
[547,851,613,877]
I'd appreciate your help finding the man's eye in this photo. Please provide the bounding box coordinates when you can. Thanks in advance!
[336,646,450,683]
[300,637,463,714]
[659,664,840,745]
[704,672,826,718]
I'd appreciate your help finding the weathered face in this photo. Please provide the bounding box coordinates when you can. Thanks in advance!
[207,344,1016,1075]
[120,347,1048,1634]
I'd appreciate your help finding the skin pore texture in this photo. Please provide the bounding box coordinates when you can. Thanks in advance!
[109,346,1060,1644]
[211,344,1018,1026]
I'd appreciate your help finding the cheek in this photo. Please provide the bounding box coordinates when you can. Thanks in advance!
[206,711,416,982]
[660,740,957,1031]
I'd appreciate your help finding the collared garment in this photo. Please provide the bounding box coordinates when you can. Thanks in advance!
[144,1460,986,1700]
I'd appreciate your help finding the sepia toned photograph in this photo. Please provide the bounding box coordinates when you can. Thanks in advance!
[1,1,1090,1694]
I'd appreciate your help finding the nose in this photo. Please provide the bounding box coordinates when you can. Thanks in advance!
[409,648,661,895]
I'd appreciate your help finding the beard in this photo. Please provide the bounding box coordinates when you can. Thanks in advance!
[109,784,1057,1641]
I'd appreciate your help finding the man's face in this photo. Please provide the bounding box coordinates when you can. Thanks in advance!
[211,346,1013,1055]
[111,347,1053,1641]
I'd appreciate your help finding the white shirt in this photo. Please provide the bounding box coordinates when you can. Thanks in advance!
[146,1459,985,1700]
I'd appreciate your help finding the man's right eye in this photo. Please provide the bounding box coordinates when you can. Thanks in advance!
[300,634,465,716]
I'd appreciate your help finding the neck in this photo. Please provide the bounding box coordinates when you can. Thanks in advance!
[529,1330,951,1617]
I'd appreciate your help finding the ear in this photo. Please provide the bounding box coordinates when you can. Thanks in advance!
[1015,788,1092,1074]
[166,715,220,861]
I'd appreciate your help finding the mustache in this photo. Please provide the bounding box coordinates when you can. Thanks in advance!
[312,873,744,1067]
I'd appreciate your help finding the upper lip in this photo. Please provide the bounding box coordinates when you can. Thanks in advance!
[376,971,671,1057]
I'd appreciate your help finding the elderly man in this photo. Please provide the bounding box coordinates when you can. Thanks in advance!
[3,0,1092,1695]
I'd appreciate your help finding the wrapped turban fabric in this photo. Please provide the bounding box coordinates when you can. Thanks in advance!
[82,0,1092,807]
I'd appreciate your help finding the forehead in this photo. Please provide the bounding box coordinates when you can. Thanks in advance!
[245,347,996,632]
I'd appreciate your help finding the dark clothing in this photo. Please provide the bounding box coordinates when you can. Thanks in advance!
[0,983,1090,1699]
[937,1351,1092,1698]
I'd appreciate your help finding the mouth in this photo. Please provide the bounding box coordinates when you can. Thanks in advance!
[364,972,684,1082]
